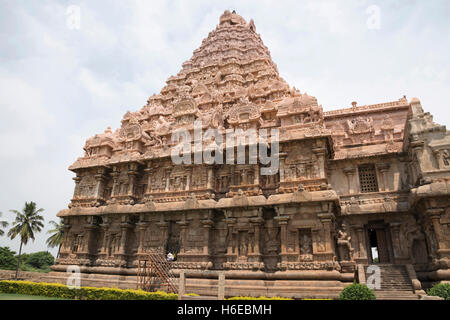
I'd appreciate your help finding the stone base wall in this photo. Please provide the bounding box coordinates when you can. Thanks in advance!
[0,269,48,282]
[42,269,354,299]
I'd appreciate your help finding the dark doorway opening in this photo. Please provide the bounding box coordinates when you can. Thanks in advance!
[368,228,379,263]
[367,225,391,264]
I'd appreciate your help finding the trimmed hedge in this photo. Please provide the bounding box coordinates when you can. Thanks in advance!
[0,280,177,300]
[338,282,376,300]
[427,283,450,300]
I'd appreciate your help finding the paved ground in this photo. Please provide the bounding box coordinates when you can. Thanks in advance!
[0,293,68,300]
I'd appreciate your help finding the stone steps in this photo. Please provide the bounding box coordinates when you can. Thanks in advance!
[375,293,420,300]
[366,264,419,300]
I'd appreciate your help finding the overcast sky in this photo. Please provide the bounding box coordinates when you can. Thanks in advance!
[0,0,449,256]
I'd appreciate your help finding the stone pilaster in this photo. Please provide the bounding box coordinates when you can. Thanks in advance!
[156,219,169,253]
[99,220,110,255]
[178,220,189,254]
[72,175,82,199]
[312,146,326,179]
[110,170,120,197]
[136,221,149,254]
[351,225,368,264]
[127,163,139,197]
[317,213,334,259]
[94,168,108,202]
[249,216,264,258]
[278,153,287,182]
[225,217,236,258]
[201,218,213,256]
[389,222,404,260]
[274,213,290,263]
[343,167,356,194]
[427,209,448,258]
[116,217,133,263]
[377,163,391,192]
[60,222,72,255]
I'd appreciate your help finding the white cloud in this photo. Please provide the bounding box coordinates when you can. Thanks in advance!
[0,76,55,159]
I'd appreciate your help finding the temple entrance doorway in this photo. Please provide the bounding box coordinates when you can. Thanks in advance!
[166,221,180,257]
[366,222,392,264]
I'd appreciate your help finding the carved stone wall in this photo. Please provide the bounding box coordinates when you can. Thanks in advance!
[54,11,450,284]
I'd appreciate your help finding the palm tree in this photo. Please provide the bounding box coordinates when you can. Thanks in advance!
[46,219,64,258]
[8,202,45,279]
[0,212,8,236]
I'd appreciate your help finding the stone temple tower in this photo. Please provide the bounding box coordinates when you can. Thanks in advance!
[48,11,450,299]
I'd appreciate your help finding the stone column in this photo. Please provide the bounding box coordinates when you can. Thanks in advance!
[410,140,425,177]
[178,220,189,254]
[110,171,120,197]
[352,225,368,263]
[60,222,72,255]
[225,217,236,256]
[185,167,191,191]
[279,153,287,182]
[241,168,247,185]
[82,217,99,257]
[250,214,263,258]
[118,218,132,256]
[165,169,171,192]
[94,168,107,201]
[377,163,391,192]
[201,218,213,256]
[275,214,290,262]
[389,222,403,259]
[343,167,356,194]
[428,209,444,253]
[144,171,153,195]
[72,175,82,199]
[156,219,169,253]
[99,221,110,255]
[127,164,138,197]
[317,213,334,254]
[312,147,326,179]
[433,150,446,169]
[136,221,148,254]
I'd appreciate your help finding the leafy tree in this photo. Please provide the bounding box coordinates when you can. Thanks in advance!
[0,212,8,236]
[21,251,54,269]
[8,201,45,279]
[46,219,64,258]
[0,246,17,270]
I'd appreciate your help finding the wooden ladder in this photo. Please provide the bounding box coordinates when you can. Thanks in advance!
[137,253,178,294]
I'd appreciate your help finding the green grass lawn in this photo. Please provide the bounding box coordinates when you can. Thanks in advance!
[0,293,69,300]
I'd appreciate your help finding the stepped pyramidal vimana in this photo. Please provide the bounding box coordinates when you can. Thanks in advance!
[48,11,450,298]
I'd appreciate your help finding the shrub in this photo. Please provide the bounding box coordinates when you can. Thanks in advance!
[338,283,376,300]
[427,283,450,300]
[0,280,178,300]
